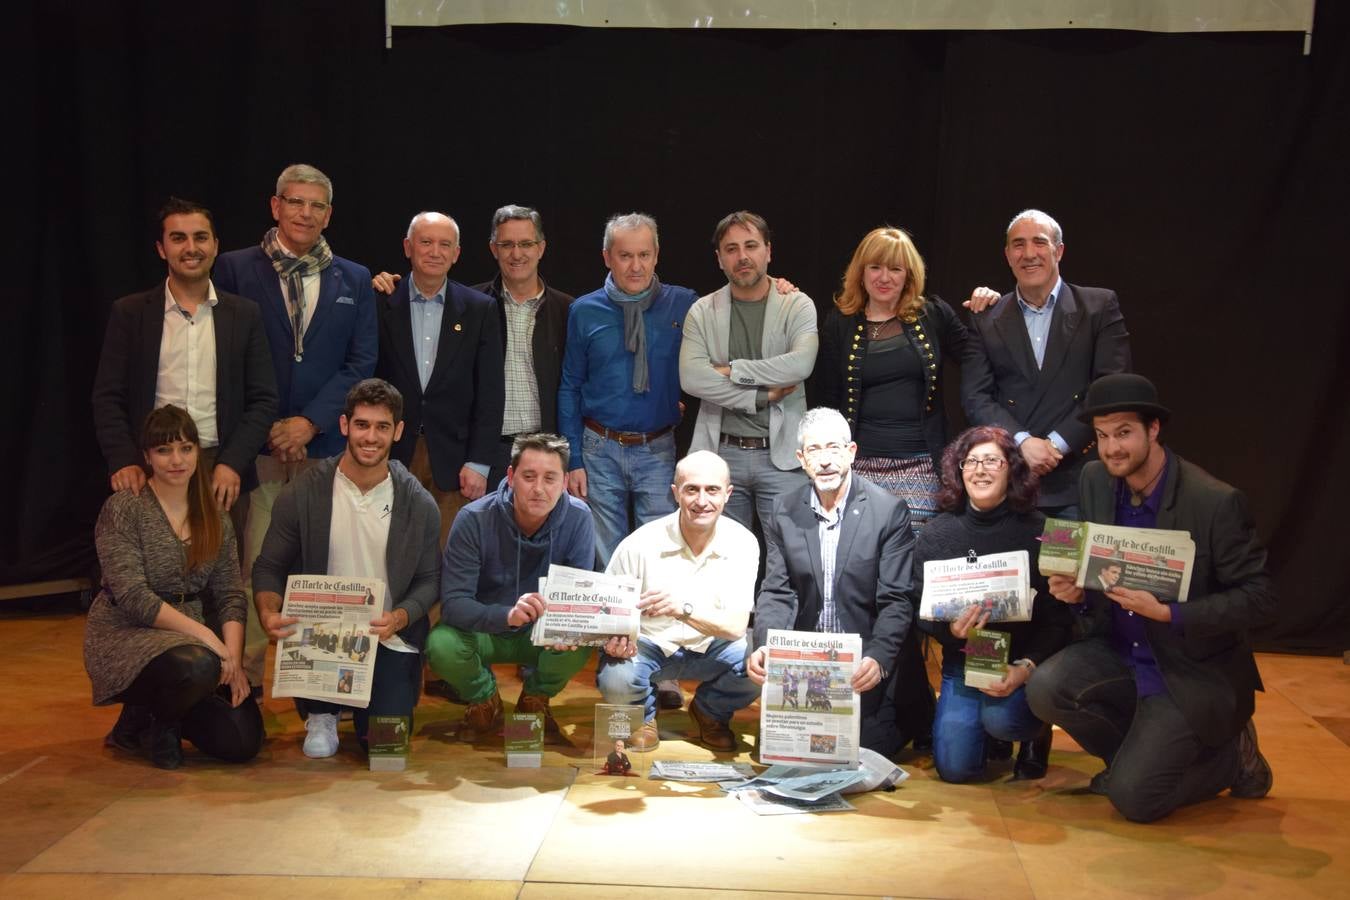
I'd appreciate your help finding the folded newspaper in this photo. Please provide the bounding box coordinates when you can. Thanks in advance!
[649,760,757,782]
[530,564,641,647]
[272,574,385,708]
[736,790,855,816]
[1038,518,1196,602]
[759,630,863,768]
[920,550,1032,622]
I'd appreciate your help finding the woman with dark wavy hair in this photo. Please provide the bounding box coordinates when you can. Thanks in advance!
[916,425,1072,782]
[84,405,262,768]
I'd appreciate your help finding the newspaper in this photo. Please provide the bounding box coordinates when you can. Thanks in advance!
[759,630,862,768]
[271,575,384,708]
[530,564,641,647]
[920,550,1032,622]
[649,761,757,782]
[736,789,855,816]
[721,752,908,797]
[1038,518,1196,603]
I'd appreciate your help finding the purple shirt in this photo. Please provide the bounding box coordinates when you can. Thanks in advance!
[1105,450,1182,697]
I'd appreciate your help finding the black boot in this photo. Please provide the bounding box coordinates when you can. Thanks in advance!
[146,717,184,770]
[1010,725,1052,781]
[105,704,152,754]
[985,736,1014,763]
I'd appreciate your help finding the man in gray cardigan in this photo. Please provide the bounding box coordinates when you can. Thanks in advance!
[679,211,817,530]
[253,378,441,758]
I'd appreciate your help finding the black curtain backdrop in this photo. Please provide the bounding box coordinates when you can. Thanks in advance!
[8,2,1348,652]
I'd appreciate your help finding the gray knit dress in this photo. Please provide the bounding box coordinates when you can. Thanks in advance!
[83,488,247,705]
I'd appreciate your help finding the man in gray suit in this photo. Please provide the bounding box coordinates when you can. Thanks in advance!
[253,378,440,759]
[679,211,817,531]
[748,407,917,756]
[961,209,1132,516]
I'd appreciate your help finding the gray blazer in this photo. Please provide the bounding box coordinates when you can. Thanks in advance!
[679,283,818,471]
[252,457,441,650]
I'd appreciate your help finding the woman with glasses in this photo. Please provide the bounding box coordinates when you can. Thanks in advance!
[84,405,263,769]
[916,425,1073,782]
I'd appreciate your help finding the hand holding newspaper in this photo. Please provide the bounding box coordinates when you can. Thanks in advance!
[920,550,1032,622]
[758,629,863,768]
[529,564,641,647]
[271,574,386,708]
[1038,518,1196,602]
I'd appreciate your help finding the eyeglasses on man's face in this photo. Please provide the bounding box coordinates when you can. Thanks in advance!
[277,195,330,214]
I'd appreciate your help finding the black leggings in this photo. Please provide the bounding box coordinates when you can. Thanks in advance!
[116,644,263,763]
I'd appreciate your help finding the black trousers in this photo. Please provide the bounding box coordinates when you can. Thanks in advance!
[116,644,263,763]
[1026,638,1239,822]
[296,643,422,743]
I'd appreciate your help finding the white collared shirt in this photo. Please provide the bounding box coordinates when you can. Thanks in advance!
[606,511,759,656]
[156,280,219,447]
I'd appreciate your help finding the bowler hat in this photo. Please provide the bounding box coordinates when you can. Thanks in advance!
[1077,374,1171,423]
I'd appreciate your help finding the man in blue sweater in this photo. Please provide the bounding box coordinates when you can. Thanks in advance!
[425,433,596,742]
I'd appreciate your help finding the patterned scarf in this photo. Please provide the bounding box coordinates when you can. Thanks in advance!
[261,227,334,361]
[604,272,661,393]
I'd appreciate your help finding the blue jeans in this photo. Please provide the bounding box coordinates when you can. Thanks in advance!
[296,644,422,744]
[718,442,806,530]
[581,428,677,566]
[596,635,760,724]
[933,671,1045,783]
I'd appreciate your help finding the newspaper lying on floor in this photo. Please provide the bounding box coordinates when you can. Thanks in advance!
[736,789,855,816]
[529,564,641,647]
[648,760,757,782]
[721,749,908,815]
[1038,518,1196,602]
[920,550,1033,622]
[759,630,863,768]
[272,574,384,708]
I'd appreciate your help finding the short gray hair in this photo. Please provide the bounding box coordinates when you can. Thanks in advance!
[603,212,659,252]
[406,211,460,243]
[1006,209,1063,245]
[796,407,852,448]
[276,163,333,204]
[490,205,545,243]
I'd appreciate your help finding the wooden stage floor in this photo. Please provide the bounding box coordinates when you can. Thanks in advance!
[3,609,1348,899]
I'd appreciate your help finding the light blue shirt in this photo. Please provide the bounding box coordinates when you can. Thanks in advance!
[1014,277,1069,453]
[409,275,447,391]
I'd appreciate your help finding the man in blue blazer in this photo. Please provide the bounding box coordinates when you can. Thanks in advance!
[374,211,505,548]
[212,163,377,693]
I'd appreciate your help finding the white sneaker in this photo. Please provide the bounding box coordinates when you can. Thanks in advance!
[303,713,339,758]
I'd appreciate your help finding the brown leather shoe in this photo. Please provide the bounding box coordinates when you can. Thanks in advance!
[627,720,660,752]
[516,691,567,745]
[459,691,504,742]
[689,700,736,752]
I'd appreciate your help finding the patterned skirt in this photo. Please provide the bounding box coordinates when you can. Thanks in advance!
[852,454,940,532]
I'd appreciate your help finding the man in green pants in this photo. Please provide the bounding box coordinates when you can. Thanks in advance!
[426,433,595,742]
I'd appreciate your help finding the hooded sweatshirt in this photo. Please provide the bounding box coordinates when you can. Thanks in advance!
[439,476,597,633]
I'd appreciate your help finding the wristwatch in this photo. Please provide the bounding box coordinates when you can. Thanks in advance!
[677,602,694,622]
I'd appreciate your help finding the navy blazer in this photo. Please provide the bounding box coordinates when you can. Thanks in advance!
[961,283,1131,507]
[375,278,505,491]
[212,246,377,459]
[91,284,278,491]
[1077,454,1276,747]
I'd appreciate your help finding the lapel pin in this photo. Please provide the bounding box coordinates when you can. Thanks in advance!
[454,322,462,332]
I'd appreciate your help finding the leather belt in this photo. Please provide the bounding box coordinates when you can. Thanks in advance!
[584,418,674,447]
[720,434,769,450]
[155,590,201,606]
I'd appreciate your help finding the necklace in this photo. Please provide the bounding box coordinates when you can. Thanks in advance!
[1128,462,1165,507]
[866,315,896,339]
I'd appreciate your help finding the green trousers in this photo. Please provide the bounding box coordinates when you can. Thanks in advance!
[424,625,591,703]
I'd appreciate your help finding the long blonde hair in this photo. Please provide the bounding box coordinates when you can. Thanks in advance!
[834,226,927,322]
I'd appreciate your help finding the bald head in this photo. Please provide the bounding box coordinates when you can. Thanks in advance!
[672,450,732,539]
[403,211,461,291]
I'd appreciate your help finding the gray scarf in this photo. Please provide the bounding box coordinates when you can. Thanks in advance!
[262,227,333,361]
[604,272,661,393]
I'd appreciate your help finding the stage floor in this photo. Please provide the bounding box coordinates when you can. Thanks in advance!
[3,610,1348,899]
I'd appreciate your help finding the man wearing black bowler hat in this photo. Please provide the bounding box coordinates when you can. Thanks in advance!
[1026,373,1277,822]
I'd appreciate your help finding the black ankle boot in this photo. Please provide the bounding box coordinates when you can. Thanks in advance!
[105,704,152,754]
[985,736,1014,763]
[1011,726,1052,781]
[146,717,184,770]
